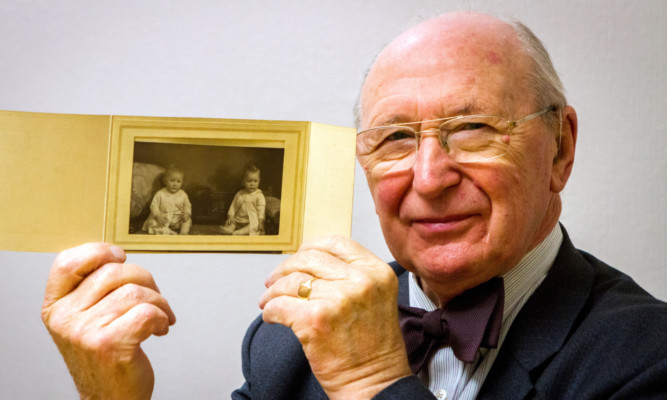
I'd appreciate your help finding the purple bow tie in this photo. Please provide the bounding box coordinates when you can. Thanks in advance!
[398,277,504,374]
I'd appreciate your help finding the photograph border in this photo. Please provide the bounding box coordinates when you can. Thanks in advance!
[104,116,309,252]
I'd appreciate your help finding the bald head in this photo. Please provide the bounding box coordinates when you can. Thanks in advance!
[373,12,522,76]
[355,12,565,129]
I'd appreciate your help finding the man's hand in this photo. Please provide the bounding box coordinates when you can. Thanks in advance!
[259,235,411,400]
[41,243,176,400]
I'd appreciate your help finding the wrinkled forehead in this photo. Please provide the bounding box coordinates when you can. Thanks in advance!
[361,13,531,124]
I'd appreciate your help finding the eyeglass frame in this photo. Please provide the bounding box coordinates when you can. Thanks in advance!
[356,105,562,167]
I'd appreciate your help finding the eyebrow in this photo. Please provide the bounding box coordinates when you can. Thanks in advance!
[451,99,484,116]
[378,116,407,126]
[376,99,487,126]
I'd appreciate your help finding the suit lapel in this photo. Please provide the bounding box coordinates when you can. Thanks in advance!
[397,264,410,306]
[478,228,595,399]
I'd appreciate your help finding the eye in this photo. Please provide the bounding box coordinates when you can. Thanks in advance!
[458,122,490,131]
[384,129,414,141]
[356,126,416,158]
[444,118,500,138]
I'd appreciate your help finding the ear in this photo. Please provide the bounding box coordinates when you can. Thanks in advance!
[551,106,577,193]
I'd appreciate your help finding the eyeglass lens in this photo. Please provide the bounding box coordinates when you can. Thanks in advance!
[357,115,511,174]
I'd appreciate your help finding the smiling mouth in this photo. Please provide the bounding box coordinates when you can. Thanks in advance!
[411,214,478,233]
[415,214,472,223]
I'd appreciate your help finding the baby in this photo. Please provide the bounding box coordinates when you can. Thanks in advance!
[219,165,266,235]
[142,165,192,235]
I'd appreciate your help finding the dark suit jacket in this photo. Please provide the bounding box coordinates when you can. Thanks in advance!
[232,231,667,399]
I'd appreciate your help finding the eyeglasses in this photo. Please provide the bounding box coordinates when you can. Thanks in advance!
[356,107,557,175]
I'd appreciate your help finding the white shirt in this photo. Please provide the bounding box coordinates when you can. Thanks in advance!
[408,225,563,400]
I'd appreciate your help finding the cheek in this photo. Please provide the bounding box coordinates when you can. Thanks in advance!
[484,154,552,229]
[369,174,411,216]
[470,163,522,221]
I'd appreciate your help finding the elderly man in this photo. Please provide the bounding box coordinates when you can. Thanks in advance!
[42,12,666,400]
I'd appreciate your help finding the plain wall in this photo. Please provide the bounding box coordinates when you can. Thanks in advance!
[1,0,665,398]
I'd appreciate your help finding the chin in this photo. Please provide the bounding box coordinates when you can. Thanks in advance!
[399,242,505,284]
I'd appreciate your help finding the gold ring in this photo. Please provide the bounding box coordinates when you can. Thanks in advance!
[297,278,316,300]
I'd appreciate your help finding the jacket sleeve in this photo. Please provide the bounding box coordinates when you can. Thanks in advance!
[231,316,264,399]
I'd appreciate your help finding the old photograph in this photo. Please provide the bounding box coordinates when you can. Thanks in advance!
[130,141,284,237]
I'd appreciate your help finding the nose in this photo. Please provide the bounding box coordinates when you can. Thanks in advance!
[412,133,462,197]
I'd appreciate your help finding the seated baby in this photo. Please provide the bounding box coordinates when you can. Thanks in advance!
[142,165,192,235]
[219,165,265,235]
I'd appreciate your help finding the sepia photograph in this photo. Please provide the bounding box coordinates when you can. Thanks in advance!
[130,141,284,237]
[104,116,311,252]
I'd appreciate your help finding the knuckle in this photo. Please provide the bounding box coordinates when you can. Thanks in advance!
[334,294,353,314]
[345,267,397,302]
[265,297,288,318]
[379,267,398,289]
[321,234,347,251]
[349,272,374,294]
[285,249,315,272]
[132,264,156,285]
[326,285,348,305]
[301,250,320,268]
[87,332,114,355]
[293,246,314,261]
[326,234,346,245]
[289,273,307,289]
[261,300,279,321]
[300,234,346,250]
[95,261,122,280]
[304,303,330,332]
[133,302,161,322]
[118,283,145,302]
[68,319,97,349]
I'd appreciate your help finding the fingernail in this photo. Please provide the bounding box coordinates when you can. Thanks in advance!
[110,245,126,260]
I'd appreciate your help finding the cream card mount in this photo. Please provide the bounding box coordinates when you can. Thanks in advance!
[0,110,356,253]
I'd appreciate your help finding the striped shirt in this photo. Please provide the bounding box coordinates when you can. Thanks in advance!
[408,225,563,400]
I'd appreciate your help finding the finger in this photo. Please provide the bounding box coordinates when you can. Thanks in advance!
[71,262,162,311]
[87,283,176,327]
[105,303,172,346]
[265,249,348,287]
[297,235,396,288]
[262,295,308,329]
[270,235,382,284]
[259,272,315,309]
[44,243,126,308]
[299,234,379,265]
